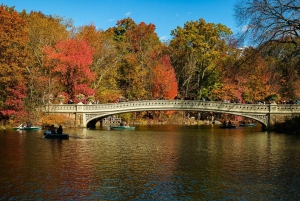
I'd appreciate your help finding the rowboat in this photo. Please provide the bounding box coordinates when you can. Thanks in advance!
[109,126,135,130]
[43,131,69,139]
[14,126,42,131]
[219,124,237,129]
[239,123,257,127]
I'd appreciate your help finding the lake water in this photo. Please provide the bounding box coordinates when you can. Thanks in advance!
[1,125,300,200]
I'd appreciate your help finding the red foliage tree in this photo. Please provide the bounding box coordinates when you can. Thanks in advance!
[151,54,178,100]
[43,39,95,99]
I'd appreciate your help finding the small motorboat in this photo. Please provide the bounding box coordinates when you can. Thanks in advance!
[14,126,42,131]
[109,126,135,130]
[43,131,69,139]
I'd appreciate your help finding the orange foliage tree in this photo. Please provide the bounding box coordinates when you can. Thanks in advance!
[0,5,28,120]
[115,18,162,99]
[216,47,273,103]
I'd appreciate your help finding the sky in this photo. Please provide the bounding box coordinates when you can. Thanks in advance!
[2,0,239,41]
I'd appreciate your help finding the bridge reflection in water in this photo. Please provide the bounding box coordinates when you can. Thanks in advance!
[44,100,300,128]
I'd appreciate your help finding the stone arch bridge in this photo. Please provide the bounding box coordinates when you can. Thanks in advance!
[44,100,300,129]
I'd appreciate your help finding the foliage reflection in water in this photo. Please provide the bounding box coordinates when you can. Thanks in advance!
[0,125,300,200]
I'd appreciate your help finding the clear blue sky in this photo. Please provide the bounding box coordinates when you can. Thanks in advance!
[2,0,238,41]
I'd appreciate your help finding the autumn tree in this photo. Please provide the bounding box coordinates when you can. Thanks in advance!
[77,19,178,103]
[261,41,300,100]
[149,51,178,99]
[114,18,162,100]
[169,18,232,98]
[237,48,272,102]
[20,11,70,109]
[235,0,300,100]
[43,39,95,100]
[77,24,123,103]
[0,5,28,122]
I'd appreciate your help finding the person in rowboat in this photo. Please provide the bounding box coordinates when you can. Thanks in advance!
[57,125,63,134]
[19,123,24,129]
[50,125,56,134]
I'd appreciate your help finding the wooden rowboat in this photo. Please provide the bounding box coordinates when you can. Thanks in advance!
[14,126,42,131]
[239,123,257,127]
[43,131,69,139]
[109,126,135,130]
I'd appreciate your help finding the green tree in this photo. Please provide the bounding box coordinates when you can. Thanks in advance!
[169,18,232,98]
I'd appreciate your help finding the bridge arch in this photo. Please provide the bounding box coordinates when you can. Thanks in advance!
[84,108,268,128]
[86,112,267,127]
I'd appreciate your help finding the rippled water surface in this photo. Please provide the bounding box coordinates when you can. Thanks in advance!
[1,125,300,200]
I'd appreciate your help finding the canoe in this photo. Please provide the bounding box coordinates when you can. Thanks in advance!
[219,124,237,129]
[109,126,135,130]
[239,123,257,127]
[14,126,42,131]
[43,131,69,139]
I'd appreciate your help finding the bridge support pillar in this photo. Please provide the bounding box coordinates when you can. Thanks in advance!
[82,113,87,127]
[267,114,277,130]
[72,113,85,127]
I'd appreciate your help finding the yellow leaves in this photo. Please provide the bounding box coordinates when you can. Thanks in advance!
[98,89,120,103]
[26,12,69,46]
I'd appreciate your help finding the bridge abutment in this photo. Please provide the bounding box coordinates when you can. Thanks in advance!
[267,102,300,130]
[268,113,299,130]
